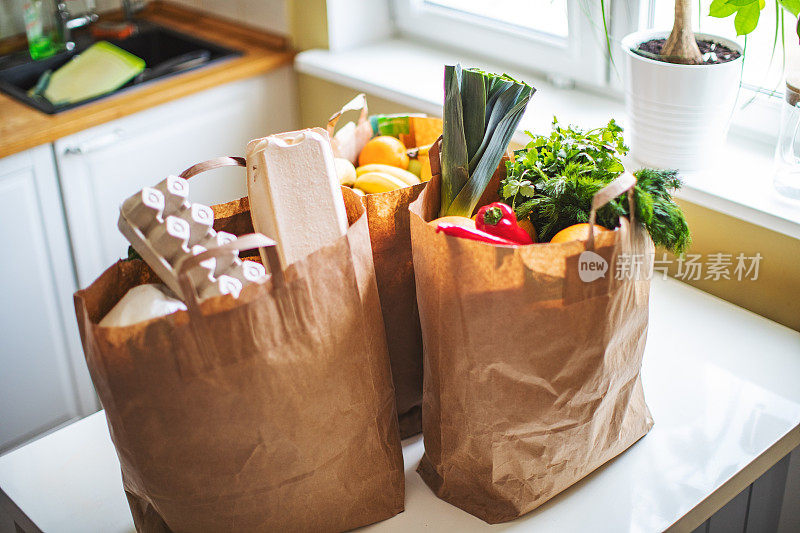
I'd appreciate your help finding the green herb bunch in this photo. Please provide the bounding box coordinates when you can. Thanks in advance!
[500,118,690,253]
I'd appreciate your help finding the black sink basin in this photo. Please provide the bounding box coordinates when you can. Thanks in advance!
[0,21,242,114]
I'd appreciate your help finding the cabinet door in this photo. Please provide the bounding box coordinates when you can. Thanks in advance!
[56,68,297,287]
[0,145,97,453]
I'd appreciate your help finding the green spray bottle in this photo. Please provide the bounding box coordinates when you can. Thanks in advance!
[23,0,61,60]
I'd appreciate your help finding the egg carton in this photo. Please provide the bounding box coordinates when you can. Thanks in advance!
[118,175,266,302]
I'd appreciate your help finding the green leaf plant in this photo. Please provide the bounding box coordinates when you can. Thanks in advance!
[708,0,800,96]
[710,0,799,38]
[597,0,800,65]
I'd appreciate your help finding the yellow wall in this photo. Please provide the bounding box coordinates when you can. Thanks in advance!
[664,199,800,332]
[297,75,421,128]
[297,74,800,333]
[287,0,328,51]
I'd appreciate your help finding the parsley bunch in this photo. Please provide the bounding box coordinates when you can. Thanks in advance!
[500,118,690,253]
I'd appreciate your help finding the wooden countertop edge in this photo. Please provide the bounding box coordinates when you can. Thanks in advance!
[0,1,295,160]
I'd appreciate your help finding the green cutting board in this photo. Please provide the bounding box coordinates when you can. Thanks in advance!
[44,41,145,105]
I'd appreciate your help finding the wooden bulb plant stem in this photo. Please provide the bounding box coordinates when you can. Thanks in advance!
[661,0,702,64]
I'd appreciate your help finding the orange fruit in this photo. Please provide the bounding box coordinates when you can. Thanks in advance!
[359,136,409,169]
[550,223,610,244]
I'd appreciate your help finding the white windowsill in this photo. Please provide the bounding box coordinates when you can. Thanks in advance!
[295,39,800,240]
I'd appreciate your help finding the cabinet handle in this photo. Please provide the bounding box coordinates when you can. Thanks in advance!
[63,129,125,155]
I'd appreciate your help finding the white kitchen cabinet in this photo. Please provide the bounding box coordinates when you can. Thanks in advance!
[0,68,296,453]
[56,68,298,288]
[0,145,98,454]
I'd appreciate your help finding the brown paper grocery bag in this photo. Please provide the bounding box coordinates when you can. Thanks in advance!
[409,144,654,524]
[327,93,374,164]
[74,165,404,532]
[327,96,443,437]
[359,183,426,437]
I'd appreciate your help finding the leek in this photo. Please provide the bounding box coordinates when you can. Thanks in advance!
[439,65,535,217]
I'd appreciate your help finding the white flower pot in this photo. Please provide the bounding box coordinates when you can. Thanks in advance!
[621,30,743,171]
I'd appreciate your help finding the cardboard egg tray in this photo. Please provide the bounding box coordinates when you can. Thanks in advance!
[118,175,266,302]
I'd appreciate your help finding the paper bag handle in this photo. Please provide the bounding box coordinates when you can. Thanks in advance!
[327,93,369,138]
[179,156,246,179]
[177,233,284,318]
[176,157,284,300]
[587,171,637,250]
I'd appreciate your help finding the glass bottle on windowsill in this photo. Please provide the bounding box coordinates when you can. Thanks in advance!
[776,83,800,201]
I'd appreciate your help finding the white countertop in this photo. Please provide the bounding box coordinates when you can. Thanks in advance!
[1,277,799,532]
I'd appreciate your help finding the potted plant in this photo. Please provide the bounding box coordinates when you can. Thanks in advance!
[620,0,800,171]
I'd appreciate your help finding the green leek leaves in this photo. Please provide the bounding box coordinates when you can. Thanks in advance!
[439,65,535,217]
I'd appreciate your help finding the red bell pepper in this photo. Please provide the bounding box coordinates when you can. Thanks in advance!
[475,202,533,245]
[435,223,517,246]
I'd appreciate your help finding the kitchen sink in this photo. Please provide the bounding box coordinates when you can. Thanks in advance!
[0,21,242,114]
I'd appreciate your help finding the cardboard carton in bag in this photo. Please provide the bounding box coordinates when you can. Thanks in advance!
[409,141,655,524]
[74,163,404,532]
[327,94,442,437]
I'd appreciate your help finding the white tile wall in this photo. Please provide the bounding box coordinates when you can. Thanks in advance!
[170,0,289,36]
[0,0,25,38]
[1,0,120,39]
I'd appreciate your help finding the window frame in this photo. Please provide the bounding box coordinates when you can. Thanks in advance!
[390,0,613,87]
[387,0,782,142]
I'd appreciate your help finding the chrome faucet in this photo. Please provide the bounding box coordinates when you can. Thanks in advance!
[122,0,145,21]
[55,0,98,51]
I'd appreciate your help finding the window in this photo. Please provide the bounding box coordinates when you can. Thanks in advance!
[422,0,570,39]
[392,0,786,139]
[391,0,611,86]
